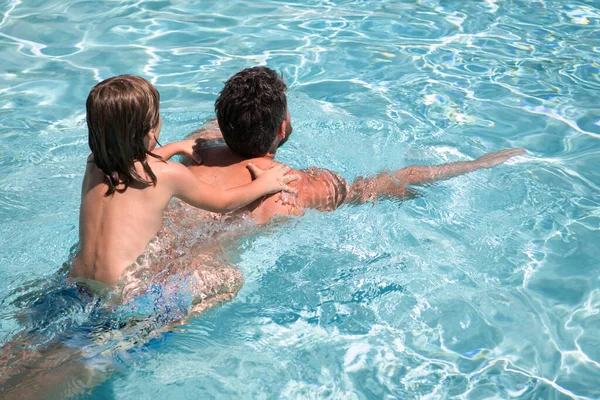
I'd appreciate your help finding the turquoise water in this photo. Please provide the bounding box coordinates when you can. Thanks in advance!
[1,0,600,398]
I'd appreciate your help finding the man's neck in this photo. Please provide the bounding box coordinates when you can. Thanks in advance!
[266,136,282,156]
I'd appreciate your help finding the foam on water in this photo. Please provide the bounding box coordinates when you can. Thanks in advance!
[1,0,600,398]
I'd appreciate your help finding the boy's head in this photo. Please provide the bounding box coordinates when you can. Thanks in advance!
[215,66,292,158]
[86,75,162,195]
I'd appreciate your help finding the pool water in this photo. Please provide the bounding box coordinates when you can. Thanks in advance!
[1,0,600,398]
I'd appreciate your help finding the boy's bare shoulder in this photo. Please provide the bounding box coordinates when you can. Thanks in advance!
[149,158,188,177]
[150,160,201,195]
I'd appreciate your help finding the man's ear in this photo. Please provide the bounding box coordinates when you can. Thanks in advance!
[276,119,287,139]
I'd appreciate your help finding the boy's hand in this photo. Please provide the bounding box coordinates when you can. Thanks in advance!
[155,139,203,163]
[178,139,202,164]
[246,163,299,194]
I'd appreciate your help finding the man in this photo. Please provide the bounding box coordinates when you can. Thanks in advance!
[172,66,523,225]
[158,66,524,309]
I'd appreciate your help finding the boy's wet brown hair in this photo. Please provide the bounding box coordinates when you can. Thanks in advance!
[86,75,162,196]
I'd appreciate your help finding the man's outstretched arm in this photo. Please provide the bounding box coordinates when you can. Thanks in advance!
[346,148,525,204]
[294,149,525,209]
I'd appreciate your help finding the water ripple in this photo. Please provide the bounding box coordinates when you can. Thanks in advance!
[1,0,600,397]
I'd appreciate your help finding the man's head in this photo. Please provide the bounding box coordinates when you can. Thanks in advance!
[215,66,292,158]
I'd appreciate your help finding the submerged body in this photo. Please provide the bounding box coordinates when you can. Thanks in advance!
[153,120,525,318]
[71,151,295,286]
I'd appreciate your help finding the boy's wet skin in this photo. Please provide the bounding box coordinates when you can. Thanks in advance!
[71,75,297,286]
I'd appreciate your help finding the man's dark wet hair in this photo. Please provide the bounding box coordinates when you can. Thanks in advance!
[86,75,162,196]
[215,66,287,158]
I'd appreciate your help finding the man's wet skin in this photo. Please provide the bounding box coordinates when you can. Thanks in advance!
[159,120,524,314]
[155,120,358,312]
[170,119,521,225]
[170,120,385,224]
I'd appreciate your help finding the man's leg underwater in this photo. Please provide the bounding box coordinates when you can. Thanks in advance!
[0,251,243,399]
[158,249,245,318]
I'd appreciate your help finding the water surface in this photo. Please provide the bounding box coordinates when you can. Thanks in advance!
[1,0,599,398]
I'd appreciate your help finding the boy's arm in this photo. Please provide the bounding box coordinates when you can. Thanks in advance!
[166,162,298,213]
[154,139,202,163]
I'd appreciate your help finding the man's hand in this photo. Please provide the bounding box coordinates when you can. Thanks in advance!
[345,147,528,204]
[475,148,526,168]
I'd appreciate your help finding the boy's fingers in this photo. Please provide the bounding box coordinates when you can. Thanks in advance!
[282,185,299,194]
[246,163,262,177]
[247,163,295,179]
[282,174,300,183]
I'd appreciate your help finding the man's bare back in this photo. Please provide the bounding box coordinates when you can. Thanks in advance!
[172,124,340,224]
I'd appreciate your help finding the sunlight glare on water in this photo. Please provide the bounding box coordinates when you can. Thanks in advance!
[1,0,599,398]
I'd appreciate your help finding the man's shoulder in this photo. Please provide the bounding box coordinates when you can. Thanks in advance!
[186,118,222,140]
[287,167,349,212]
[246,157,288,169]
